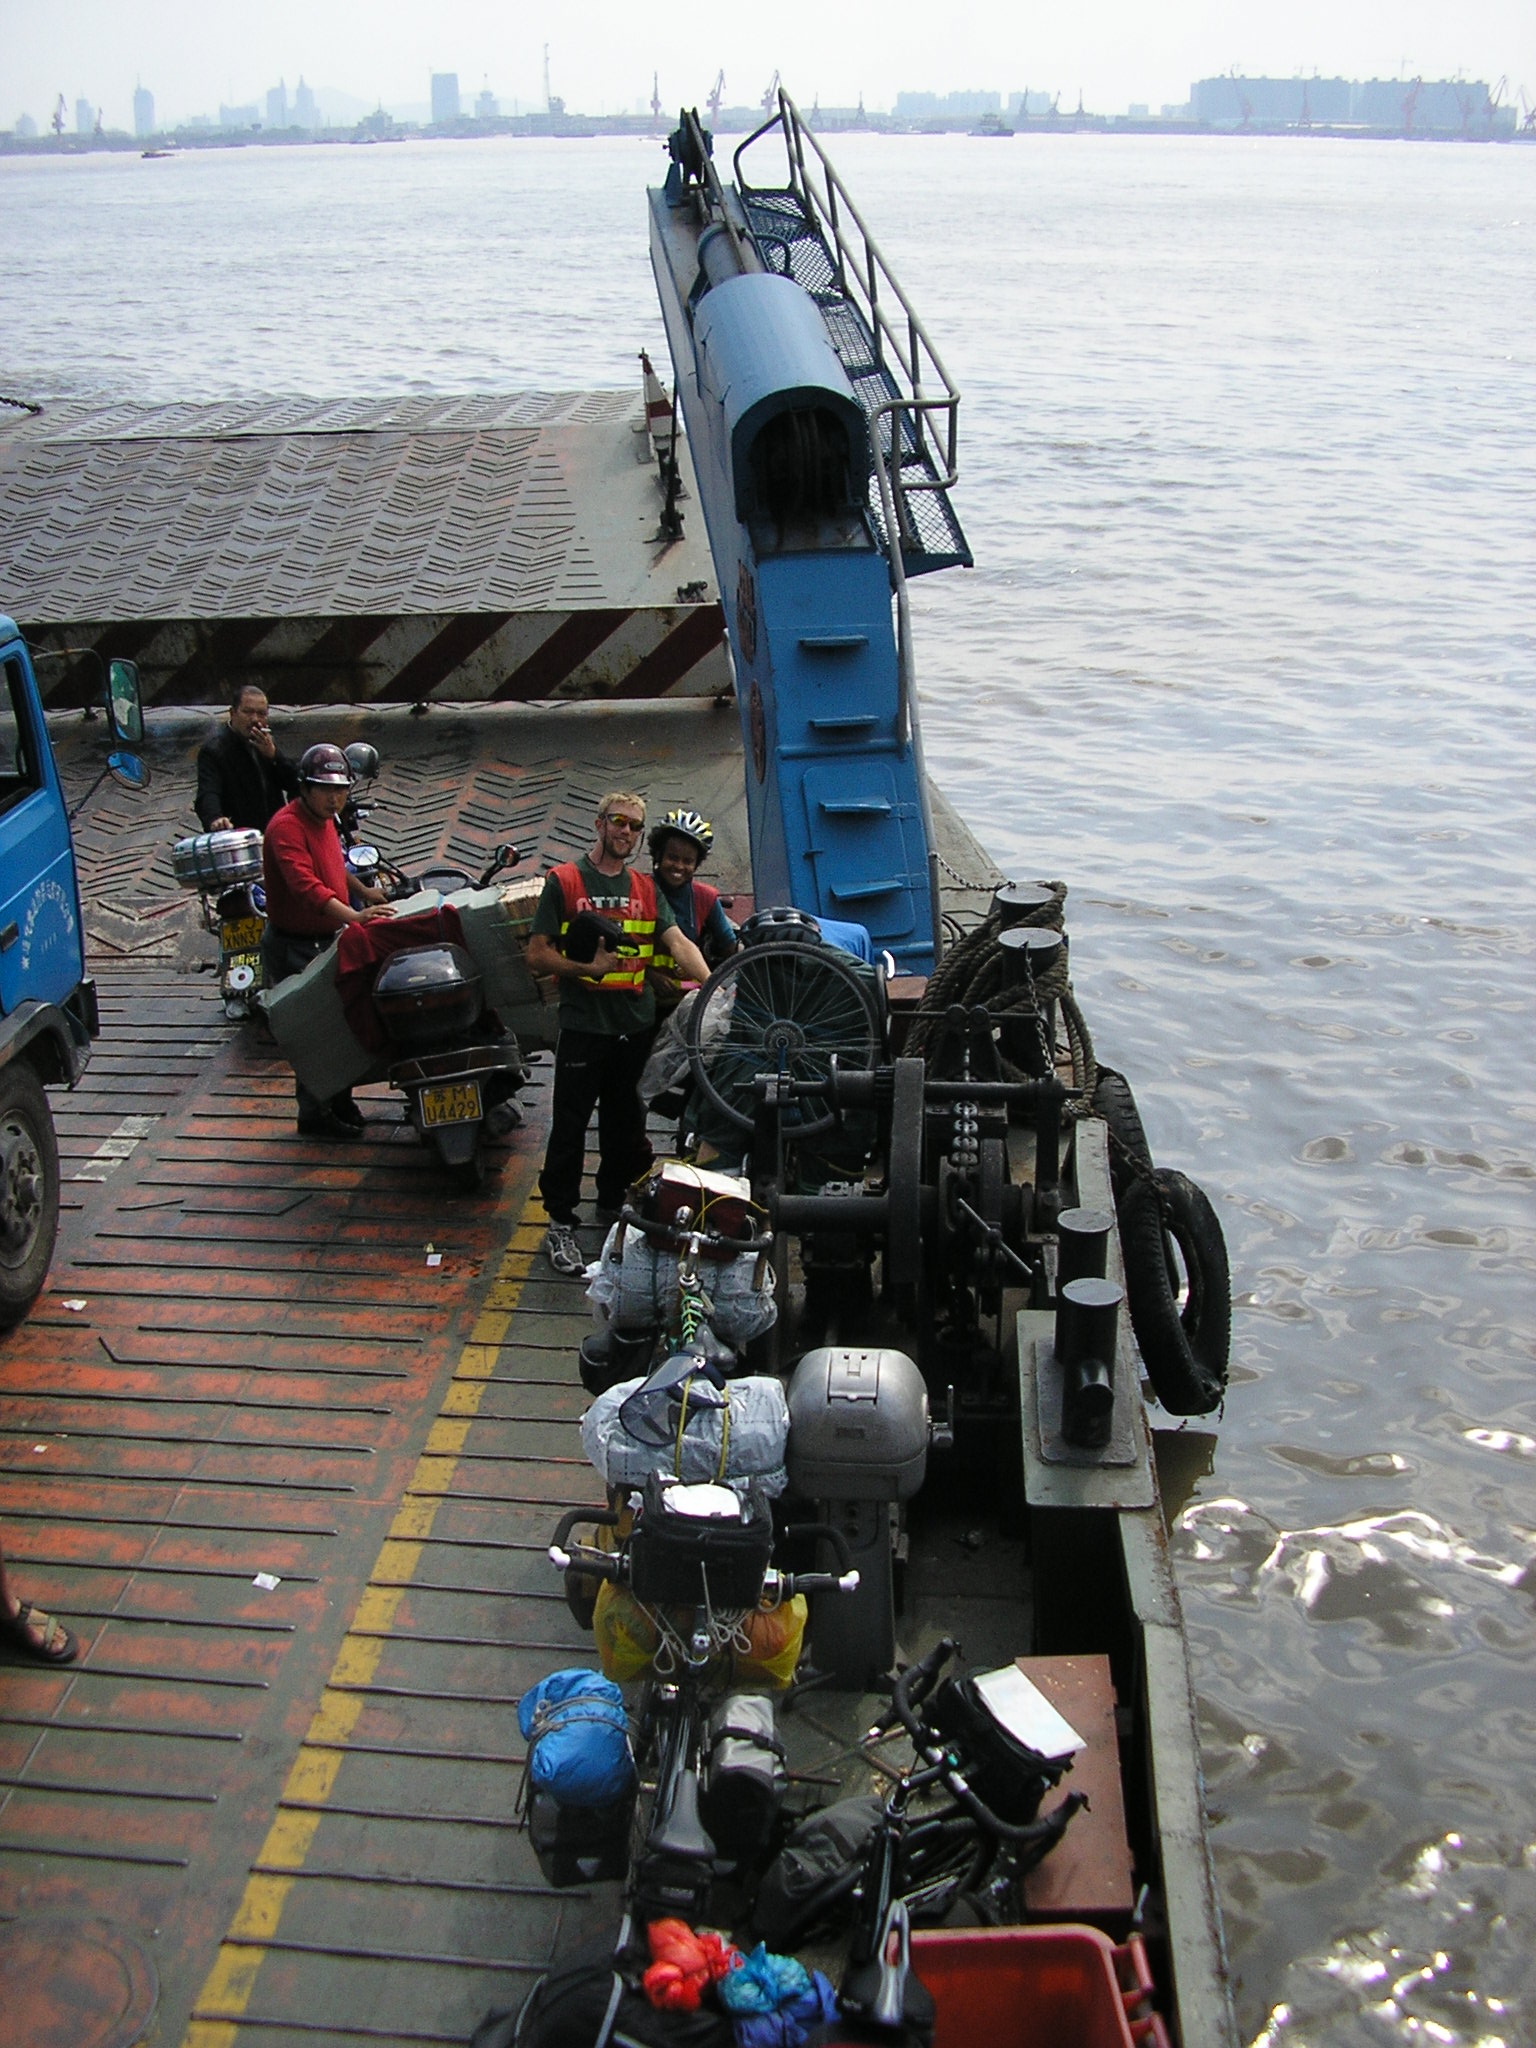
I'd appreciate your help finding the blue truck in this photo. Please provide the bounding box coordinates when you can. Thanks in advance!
[0,617,144,1325]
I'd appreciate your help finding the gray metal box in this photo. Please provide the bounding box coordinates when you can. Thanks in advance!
[786,1347,929,1502]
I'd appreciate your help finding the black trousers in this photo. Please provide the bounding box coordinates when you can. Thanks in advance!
[261,927,353,1121]
[538,1026,656,1224]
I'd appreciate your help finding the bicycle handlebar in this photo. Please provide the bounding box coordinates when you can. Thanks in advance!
[880,1636,1089,1849]
[770,1519,860,1596]
[547,1507,861,1599]
[548,1504,623,1578]
[615,1201,775,1259]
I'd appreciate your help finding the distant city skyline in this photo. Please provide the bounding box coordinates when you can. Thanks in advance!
[7,0,1532,136]
[11,69,1528,143]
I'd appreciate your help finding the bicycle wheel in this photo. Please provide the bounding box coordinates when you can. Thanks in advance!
[686,942,882,1139]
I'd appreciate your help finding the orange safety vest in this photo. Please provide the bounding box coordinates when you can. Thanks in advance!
[550,863,661,996]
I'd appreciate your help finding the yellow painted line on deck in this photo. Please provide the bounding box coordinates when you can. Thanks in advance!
[182,1217,539,2048]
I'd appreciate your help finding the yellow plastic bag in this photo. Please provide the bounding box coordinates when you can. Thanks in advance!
[593,1580,661,1684]
[734,1595,808,1691]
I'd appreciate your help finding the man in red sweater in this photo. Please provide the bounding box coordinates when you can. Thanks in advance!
[262,743,389,1139]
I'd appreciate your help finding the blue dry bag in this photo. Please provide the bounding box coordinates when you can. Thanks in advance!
[518,1668,635,1808]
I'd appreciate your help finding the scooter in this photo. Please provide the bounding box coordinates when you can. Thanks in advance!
[335,747,533,1187]
[169,829,268,1019]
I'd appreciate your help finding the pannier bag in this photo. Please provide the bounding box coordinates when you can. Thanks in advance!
[518,1669,635,1808]
[923,1670,1068,1825]
[581,1373,790,1497]
[587,1223,777,1350]
[753,1794,887,1949]
[699,1692,787,1859]
[472,1937,734,2048]
[525,1785,634,1889]
[628,1476,774,1611]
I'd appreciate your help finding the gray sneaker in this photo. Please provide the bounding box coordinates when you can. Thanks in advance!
[544,1221,586,1277]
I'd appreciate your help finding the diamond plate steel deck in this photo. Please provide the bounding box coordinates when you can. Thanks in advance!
[2,395,729,709]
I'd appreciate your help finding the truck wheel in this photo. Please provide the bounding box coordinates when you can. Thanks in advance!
[0,1063,61,1329]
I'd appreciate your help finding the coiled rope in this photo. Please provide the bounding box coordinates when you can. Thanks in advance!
[906,881,1098,1107]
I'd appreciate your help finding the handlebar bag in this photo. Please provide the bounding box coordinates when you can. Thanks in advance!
[628,1474,774,1611]
[924,1671,1069,1825]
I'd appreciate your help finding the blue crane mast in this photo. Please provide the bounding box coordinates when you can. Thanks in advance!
[647,93,971,974]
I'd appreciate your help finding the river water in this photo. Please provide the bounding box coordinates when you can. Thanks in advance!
[3,132,1533,2046]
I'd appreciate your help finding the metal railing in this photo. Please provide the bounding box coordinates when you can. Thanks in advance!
[732,90,951,962]
[733,88,963,539]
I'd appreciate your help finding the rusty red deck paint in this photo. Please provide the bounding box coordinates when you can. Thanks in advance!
[0,963,610,2043]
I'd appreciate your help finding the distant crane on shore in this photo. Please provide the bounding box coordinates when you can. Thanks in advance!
[51,94,65,137]
[651,72,662,127]
[706,70,725,124]
[762,70,780,113]
[1402,76,1422,136]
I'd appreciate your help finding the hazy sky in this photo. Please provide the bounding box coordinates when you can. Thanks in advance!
[6,0,1533,129]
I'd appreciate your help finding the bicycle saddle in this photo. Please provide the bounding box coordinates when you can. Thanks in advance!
[648,1766,717,1865]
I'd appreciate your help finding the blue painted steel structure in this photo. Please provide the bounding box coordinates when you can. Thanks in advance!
[0,620,89,1024]
[648,109,969,973]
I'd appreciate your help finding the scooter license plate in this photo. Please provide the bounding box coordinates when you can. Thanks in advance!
[221,915,265,952]
[421,1081,483,1128]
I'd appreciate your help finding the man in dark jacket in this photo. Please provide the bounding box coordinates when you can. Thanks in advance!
[195,683,298,832]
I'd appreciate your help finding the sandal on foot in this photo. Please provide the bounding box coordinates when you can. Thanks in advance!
[1,1602,79,1665]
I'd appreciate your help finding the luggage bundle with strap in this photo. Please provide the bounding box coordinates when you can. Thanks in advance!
[518,1670,636,1890]
[581,1371,790,1499]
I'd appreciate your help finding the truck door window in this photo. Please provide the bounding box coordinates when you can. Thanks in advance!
[1,657,42,816]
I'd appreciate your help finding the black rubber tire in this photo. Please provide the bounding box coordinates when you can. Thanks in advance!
[1092,1066,1153,1202]
[1118,1167,1230,1416]
[0,1061,61,1330]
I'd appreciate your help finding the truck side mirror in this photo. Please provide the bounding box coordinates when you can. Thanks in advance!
[108,751,151,790]
[105,658,144,747]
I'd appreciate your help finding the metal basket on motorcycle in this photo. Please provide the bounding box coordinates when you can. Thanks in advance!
[170,829,264,891]
[370,945,484,1048]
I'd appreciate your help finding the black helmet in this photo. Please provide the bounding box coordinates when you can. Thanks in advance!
[343,741,380,782]
[297,742,352,787]
[649,806,714,865]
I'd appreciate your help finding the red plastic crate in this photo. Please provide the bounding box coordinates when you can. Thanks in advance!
[910,1924,1168,2048]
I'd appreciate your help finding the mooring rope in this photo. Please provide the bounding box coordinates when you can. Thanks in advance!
[907,881,1098,1106]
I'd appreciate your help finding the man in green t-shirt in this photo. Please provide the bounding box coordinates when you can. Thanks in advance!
[526,792,710,1274]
